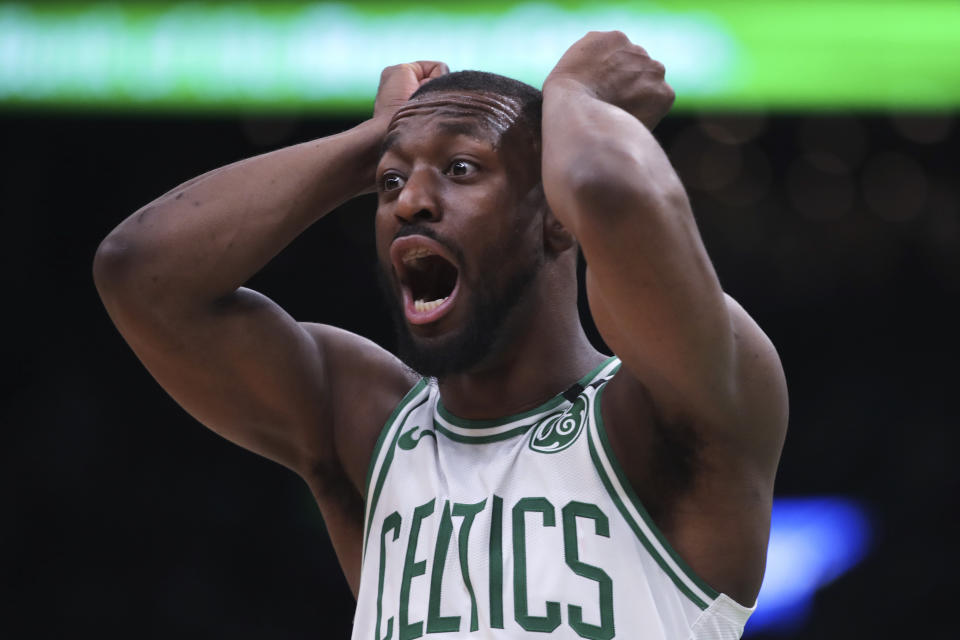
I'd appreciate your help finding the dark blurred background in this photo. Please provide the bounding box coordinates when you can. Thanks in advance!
[2,110,957,638]
[2,1,960,637]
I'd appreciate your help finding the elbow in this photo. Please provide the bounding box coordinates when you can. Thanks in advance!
[93,228,158,305]
[93,230,180,329]
[92,232,135,295]
[93,197,177,291]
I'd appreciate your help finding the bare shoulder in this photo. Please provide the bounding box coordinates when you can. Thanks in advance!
[300,323,420,492]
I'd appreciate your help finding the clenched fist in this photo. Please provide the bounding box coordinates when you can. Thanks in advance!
[373,61,449,121]
[544,31,675,130]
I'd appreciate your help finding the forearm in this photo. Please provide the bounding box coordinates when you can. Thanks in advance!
[542,77,736,415]
[541,79,685,235]
[94,117,387,309]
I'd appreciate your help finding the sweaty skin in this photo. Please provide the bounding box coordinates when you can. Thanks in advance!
[387,93,524,142]
[94,33,786,614]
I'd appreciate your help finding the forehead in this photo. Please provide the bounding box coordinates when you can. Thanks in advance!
[381,91,525,157]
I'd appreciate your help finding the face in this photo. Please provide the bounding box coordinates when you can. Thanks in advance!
[375,91,545,378]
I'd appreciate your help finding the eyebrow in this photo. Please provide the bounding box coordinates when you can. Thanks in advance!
[378,120,494,160]
[379,131,401,160]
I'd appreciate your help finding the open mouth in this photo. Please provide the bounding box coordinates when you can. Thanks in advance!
[390,236,461,325]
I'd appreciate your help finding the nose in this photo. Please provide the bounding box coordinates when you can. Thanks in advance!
[394,167,441,224]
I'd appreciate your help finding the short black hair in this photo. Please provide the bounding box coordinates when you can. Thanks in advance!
[410,70,542,147]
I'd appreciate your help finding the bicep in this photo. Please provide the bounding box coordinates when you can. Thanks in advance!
[563,131,786,473]
[111,287,332,473]
[578,186,734,422]
[721,298,789,476]
[591,274,787,472]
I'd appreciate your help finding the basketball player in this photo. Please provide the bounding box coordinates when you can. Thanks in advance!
[94,32,787,639]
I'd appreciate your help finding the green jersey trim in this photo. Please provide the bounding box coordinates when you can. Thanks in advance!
[431,356,618,444]
[363,378,428,498]
[587,369,721,611]
[432,420,534,444]
[437,356,616,429]
[361,379,430,563]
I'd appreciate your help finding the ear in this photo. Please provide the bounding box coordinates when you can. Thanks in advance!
[542,204,577,256]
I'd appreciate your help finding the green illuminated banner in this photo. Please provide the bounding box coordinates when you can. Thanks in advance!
[1,1,958,113]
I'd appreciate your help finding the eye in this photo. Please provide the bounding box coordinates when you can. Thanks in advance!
[446,159,477,177]
[381,173,406,192]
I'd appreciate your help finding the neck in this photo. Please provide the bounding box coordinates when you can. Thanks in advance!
[436,275,606,420]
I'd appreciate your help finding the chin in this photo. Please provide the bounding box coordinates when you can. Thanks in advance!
[377,244,543,380]
[396,320,490,379]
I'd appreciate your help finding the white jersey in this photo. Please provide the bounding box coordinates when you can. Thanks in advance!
[353,357,754,639]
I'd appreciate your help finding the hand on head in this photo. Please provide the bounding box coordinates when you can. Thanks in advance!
[374,61,450,121]
[545,30,675,130]
[373,31,672,131]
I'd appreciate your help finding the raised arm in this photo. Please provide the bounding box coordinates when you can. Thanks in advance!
[541,32,787,602]
[542,32,786,466]
[93,62,446,488]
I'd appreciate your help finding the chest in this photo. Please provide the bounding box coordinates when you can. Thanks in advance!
[359,388,637,638]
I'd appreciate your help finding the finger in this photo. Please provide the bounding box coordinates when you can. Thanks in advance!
[607,30,630,44]
[427,61,450,79]
[412,60,449,82]
[587,30,630,47]
[379,63,405,80]
[662,82,676,108]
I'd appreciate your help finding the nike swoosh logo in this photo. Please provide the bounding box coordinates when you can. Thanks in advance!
[398,425,437,451]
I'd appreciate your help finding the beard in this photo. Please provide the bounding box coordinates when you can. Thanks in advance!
[377,240,543,380]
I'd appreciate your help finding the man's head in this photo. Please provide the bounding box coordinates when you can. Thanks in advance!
[409,70,542,150]
[374,71,576,379]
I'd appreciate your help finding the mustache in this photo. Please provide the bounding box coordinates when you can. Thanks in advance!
[392,224,466,268]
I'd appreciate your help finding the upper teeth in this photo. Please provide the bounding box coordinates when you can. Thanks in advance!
[402,247,434,264]
[415,297,448,313]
